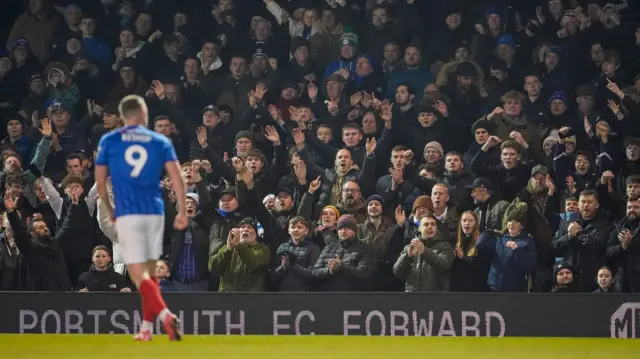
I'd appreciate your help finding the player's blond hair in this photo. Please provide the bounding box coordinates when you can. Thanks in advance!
[118,95,148,126]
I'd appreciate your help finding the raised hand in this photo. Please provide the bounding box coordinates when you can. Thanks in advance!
[152,80,165,99]
[196,126,208,148]
[487,107,504,120]
[361,92,373,108]
[254,83,267,102]
[607,99,620,115]
[114,47,126,62]
[545,174,556,196]
[381,101,393,123]
[264,125,281,145]
[394,205,406,225]
[248,90,257,108]
[293,158,307,182]
[307,82,318,100]
[4,191,16,211]
[605,78,623,98]
[434,100,449,117]
[309,176,322,194]
[583,116,593,136]
[509,131,529,149]
[365,137,377,155]
[191,160,203,182]
[566,176,577,194]
[201,160,212,173]
[237,166,254,185]
[231,157,244,173]
[288,106,300,122]
[39,118,53,137]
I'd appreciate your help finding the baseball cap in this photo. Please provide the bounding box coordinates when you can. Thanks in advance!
[49,101,67,112]
[201,104,219,115]
[465,177,495,191]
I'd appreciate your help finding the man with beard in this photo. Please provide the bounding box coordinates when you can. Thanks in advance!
[311,214,375,291]
[313,138,377,213]
[271,216,321,292]
[4,190,71,291]
[606,197,640,292]
[553,190,612,292]
[540,46,568,95]
[357,195,398,291]
[431,184,459,245]
[467,177,509,232]
[471,137,531,202]
[337,180,367,223]
[551,262,579,293]
[208,218,271,292]
[386,45,434,106]
[441,61,482,128]
[438,151,474,211]
[575,85,604,127]
[513,165,559,291]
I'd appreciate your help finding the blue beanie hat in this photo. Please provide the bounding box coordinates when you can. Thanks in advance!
[496,34,516,50]
[549,91,568,105]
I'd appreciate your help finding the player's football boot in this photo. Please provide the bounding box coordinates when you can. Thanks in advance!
[134,330,152,341]
[163,314,182,341]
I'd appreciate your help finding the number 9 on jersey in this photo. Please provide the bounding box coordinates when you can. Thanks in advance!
[125,145,148,178]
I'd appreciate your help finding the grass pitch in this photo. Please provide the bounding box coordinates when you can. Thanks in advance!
[1,335,639,358]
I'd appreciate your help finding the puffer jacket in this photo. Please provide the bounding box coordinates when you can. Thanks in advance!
[208,242,271,292]
[393,232,454,292]
[311,237,375,291]
[477,230,537,293]
[271,238,322,291]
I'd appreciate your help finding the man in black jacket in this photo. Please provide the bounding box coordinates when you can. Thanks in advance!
[606,197,640,292]
[437,151,474,211]
[552,190,612,292]
[471,136,532,202]
[4,192,70,291]
[311,214,375,291]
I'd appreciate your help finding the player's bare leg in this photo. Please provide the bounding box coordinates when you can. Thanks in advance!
[129,261,181,341]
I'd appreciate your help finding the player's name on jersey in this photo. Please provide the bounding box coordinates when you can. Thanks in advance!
[121,133,152,142]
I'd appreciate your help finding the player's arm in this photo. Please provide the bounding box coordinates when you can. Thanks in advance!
[95,165,113,218]
[165,160,186,216]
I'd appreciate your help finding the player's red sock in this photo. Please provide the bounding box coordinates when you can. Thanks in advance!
[141,294,155,323]
[139,278,168,318]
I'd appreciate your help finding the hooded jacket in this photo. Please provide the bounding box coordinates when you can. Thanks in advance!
[393,232,454,292]
[477,230,537,292]
[77,264,128,292]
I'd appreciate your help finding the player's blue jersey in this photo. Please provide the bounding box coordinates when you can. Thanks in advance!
[96,125,178,217]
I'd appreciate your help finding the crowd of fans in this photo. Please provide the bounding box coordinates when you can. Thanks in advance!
[0,0,639,294]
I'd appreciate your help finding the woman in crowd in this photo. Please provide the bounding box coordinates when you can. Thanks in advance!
[450,211,490,292]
